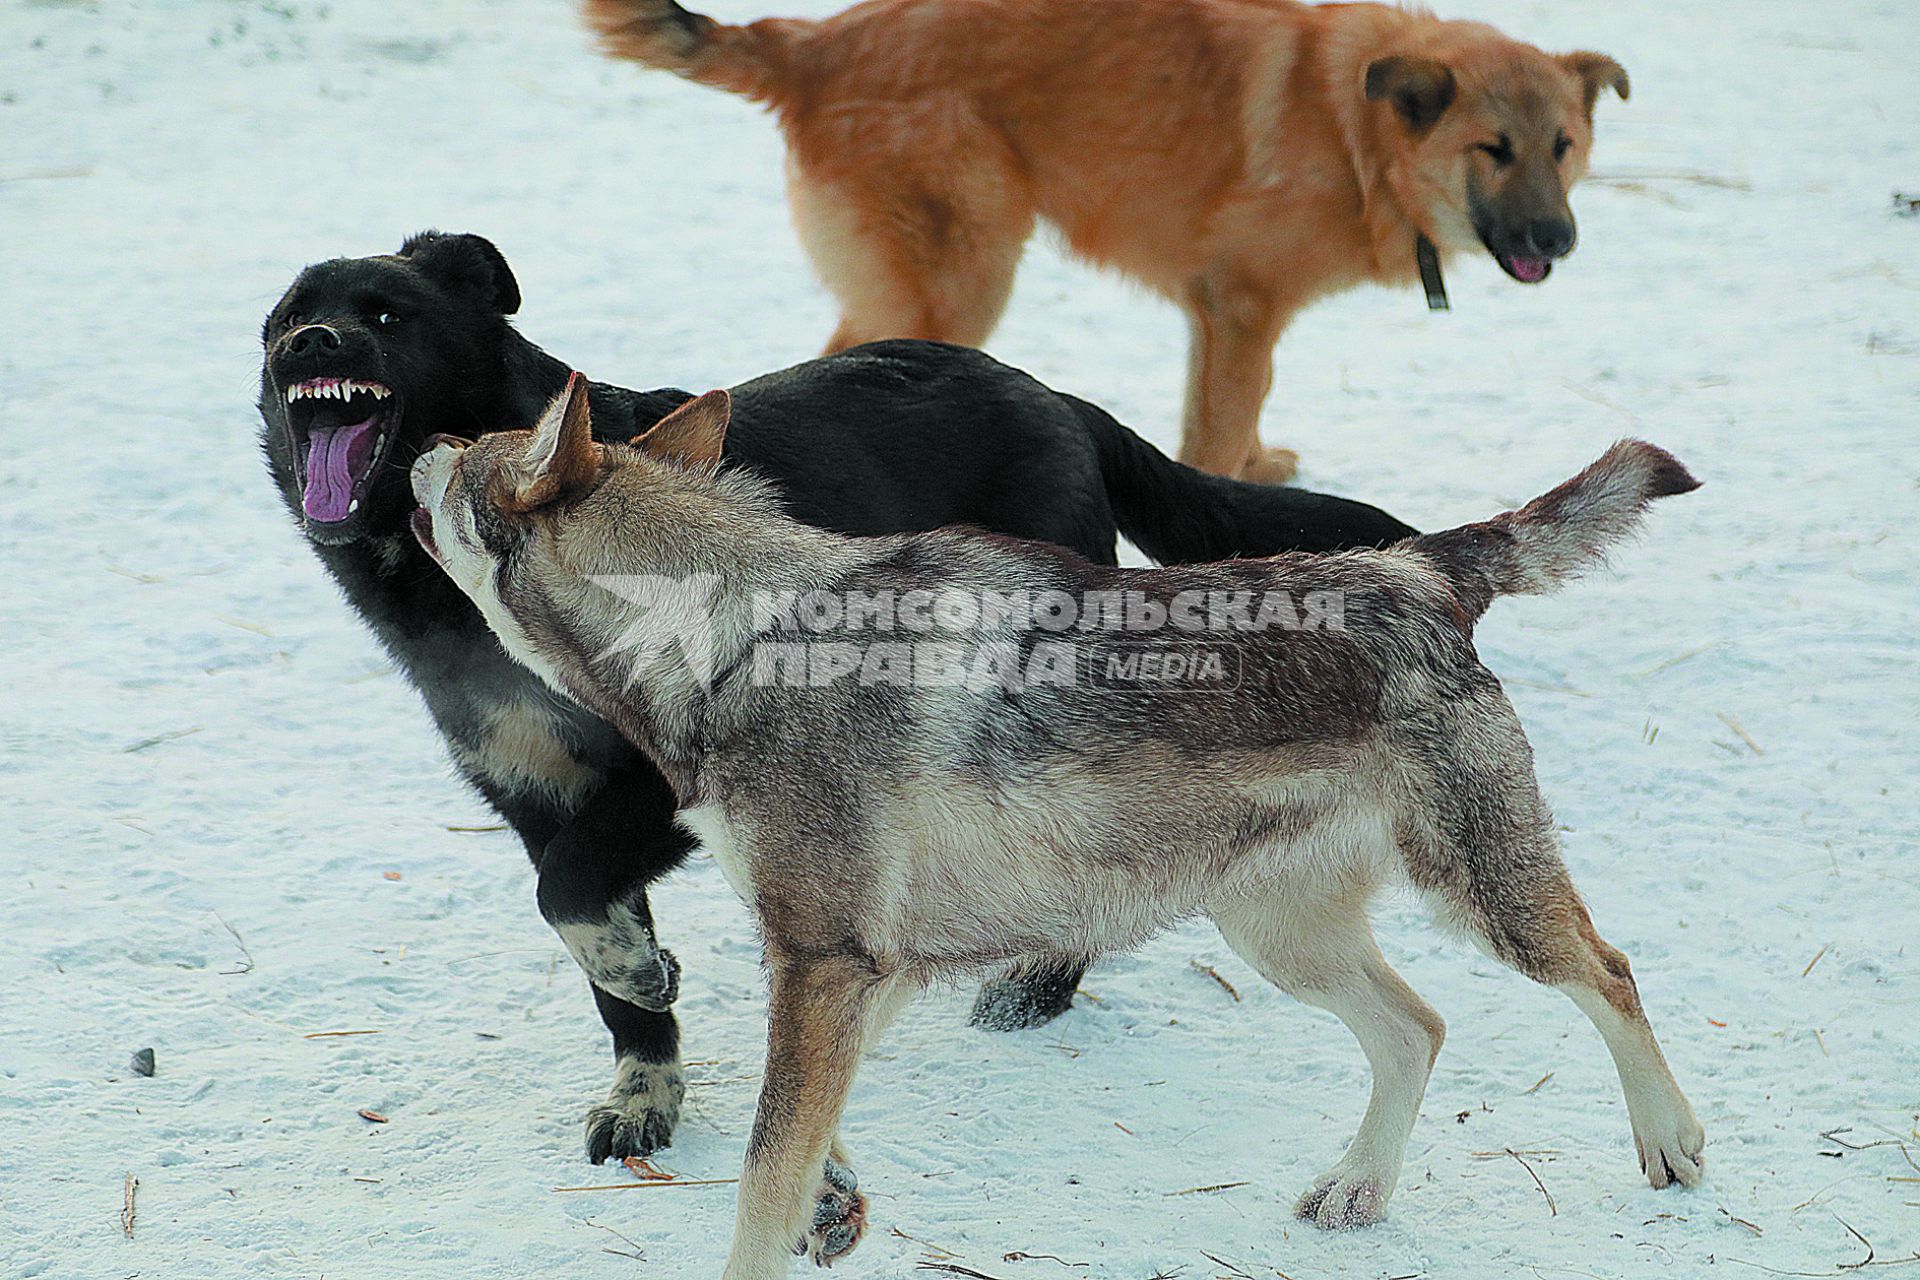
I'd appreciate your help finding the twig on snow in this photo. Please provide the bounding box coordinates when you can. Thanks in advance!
[891,1227,958,1259]
[124,727,203,753]
[1163,1181,1250,1197]
[215,911,255,975]
[583,1218,648,1263]
[1718,712,1764,755]
[917,1263,1014,1280]
[1003,1251,1089,1268]
[1199,1250,1253,1278]
[1802,944,1831,977]
[1187,960,1240,1003]
[1589,168,1752,191]
[552,1177,738,1192]
[1502,1147,1556,1217]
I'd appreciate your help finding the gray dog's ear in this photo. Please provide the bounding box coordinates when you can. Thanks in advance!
[501,372,598,512]
[1364,55,1457,134]
[1559,51,1629,114]
[399,230,522,315]
[632,389,731,470]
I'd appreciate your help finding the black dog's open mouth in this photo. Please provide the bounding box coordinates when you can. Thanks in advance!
[284,377,400,524]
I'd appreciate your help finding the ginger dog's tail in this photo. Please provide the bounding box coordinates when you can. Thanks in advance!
[1413,441,1699,628]
[583,0,809,104]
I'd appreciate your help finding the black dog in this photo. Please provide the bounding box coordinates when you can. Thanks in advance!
[257,231,1417,1163]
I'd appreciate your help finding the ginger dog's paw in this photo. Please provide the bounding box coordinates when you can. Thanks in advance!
[584,1058,685,1163]
[798,1156,868,1266]
[1294,1170,1388,1230]
[1242,446,1301,485]
[1636,1110,1706,1189]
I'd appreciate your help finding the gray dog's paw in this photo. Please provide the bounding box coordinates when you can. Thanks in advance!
[1294,1170,1388,1230]
[796,1156,867,1267]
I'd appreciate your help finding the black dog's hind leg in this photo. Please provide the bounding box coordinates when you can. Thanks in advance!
[531,765,697,1161]
[968,954,1087,1031]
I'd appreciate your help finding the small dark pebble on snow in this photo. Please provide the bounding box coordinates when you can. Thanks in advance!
[130,1048,155,1077]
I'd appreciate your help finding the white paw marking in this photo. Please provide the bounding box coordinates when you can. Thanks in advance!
[1294,1169,1389,1230]
[1635,1105,1706,1189]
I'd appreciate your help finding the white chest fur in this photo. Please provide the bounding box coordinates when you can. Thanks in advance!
[677,804,755,904]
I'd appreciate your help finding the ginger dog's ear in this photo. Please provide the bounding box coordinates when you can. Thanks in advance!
[631,389,731,469]
[1365,56,1457,134]
[1559,51,1629,114]
[500,371,598,512]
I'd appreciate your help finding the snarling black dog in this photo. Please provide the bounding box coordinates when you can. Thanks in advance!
[258,231,1417,1163]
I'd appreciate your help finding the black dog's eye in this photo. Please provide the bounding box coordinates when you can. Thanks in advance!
[1553,132,1573,162]
[375,311,402,327]
[1476,135,1515,166]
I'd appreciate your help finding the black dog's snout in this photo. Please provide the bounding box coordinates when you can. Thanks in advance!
[285,323,343,356]
[1525,218,1575,259]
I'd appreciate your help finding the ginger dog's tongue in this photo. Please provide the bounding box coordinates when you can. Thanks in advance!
[1506,253,1551,283]
[303,418,378,521]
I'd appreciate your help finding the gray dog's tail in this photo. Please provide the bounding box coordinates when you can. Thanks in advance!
[1414,441,1699,627]
[582,0,808,104]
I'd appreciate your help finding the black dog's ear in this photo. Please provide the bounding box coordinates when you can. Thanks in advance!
[1365,56,1457,134]
[399,231,522,315]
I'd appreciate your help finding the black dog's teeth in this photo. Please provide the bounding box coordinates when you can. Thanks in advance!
[284,378,392,405]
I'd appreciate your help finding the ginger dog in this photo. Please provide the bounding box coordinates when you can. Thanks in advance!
[584,0,1628,481]
[413,375,1704,1278]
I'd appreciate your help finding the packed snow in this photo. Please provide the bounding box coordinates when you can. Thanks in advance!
[2,1,1916,1277]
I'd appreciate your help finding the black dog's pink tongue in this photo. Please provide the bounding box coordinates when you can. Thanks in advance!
[303,418,378,522]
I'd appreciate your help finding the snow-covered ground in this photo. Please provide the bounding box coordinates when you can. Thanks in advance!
[2,0,1916,1276]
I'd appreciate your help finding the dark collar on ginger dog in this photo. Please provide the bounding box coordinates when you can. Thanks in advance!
[1416,235,1449,312]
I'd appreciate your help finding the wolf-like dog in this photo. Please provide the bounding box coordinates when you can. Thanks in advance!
[415,376,1704,1276]
[584,0,1627,482]
[259,232,1414,1164]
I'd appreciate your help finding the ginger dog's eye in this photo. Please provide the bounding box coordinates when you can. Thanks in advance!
[1553,132,1573,162]
[1476,136,1515,166]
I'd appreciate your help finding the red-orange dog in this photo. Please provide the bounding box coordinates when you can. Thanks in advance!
[585,0,1627,481]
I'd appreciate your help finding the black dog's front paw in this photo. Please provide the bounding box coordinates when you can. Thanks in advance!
[585,1057,686,1163]
[967,957,1083,1031]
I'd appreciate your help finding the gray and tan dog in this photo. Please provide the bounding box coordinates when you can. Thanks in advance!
[412,375,1705,1279]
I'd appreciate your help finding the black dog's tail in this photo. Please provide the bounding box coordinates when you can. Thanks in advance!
[583,0,810,105]
[1074,397,1418,564]
[1413,440,1700,628]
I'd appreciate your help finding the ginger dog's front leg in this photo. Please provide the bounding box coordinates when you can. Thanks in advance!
[722,953,881,1280]
[1179,273,1299,482]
